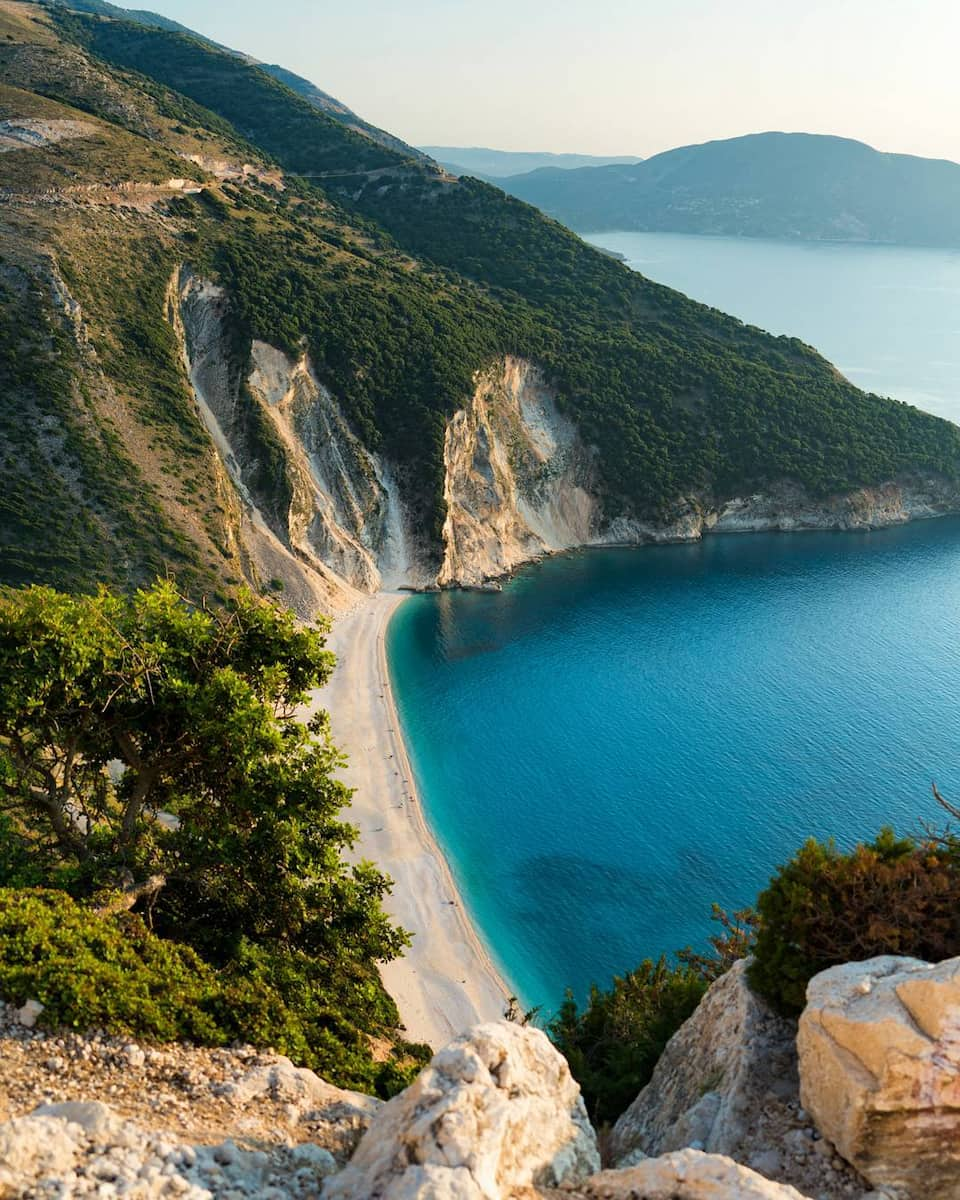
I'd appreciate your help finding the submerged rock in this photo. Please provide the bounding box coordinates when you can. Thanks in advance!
[324,1020,600,1199]
[798,954,960,1199]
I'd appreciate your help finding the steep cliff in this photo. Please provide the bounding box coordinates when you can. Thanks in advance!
[171,269,428,614]
[434,357,960,589]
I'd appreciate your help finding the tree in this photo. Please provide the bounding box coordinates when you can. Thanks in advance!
[0,579,408,968]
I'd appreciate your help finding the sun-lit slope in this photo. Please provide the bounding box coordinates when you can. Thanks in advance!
[1,3,959,599]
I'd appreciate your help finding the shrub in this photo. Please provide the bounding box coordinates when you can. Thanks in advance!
[0,888,429,1095]
[748,828,960,1014]
[549,958,709,1126]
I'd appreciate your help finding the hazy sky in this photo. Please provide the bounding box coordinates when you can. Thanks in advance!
[137,0,959,161]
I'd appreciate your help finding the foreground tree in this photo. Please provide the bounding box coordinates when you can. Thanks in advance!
[0,580,416,1088]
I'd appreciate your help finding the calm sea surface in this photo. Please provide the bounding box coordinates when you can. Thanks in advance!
[387,235,960,1015]
[585,231,960,423]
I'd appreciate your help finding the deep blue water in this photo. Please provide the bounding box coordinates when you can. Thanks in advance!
[388,524,960,1014]
[584,232,960,425]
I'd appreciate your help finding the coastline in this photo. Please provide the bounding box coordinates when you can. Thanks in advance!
[313,591,511,1049]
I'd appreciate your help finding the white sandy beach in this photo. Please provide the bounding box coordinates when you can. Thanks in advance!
[314,592,510,1049]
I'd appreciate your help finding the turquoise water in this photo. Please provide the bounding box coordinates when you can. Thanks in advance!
[388,524,960,1013]
[584,232,960,424]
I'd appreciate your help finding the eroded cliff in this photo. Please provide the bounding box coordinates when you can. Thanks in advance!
[170,269,427,614]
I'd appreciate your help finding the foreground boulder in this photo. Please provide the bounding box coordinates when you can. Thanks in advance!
[798,954,960,1199]
[581,1149,814,1199]
[0,1100,338,1197]
[610,961,796,1163]
[608,961,868,1199]
[325,1020,600,1199]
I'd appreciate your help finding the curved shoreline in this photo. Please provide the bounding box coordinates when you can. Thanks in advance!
[314,591,511,1049]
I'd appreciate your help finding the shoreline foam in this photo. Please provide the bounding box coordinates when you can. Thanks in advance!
[314,591,511,1049]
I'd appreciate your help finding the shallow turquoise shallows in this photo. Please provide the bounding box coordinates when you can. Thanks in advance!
[387,524,960,1014]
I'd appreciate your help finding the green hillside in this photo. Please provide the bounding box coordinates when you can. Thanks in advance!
[0,4,958,595]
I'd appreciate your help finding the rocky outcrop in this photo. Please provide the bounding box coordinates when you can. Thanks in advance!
[0,1101,339,1197]
[581,1150,814,1200]
[435,358,960,590]
[609,962,868,1200]
[325,1021,600,1199]
[171,269,427,613]
[798,955,960,1199]
[167,299,960,600]
[438,358,599,587]
[610,962,795,1162]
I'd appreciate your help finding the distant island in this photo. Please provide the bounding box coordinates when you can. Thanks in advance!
[492,131,960,246]
[420,146,642,178]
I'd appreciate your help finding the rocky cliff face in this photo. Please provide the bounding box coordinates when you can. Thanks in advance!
[171,270,426,614]
[169,290,960,603]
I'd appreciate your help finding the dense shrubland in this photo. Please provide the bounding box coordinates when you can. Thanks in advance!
[0,580,429,1094]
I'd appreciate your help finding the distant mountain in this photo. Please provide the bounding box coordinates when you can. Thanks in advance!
[496,132,960,246]
[421,146,641,178]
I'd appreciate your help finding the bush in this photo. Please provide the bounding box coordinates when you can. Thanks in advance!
[549,958,709,1126]
[0,887,238,1042]
[748,828,960,1014]
[0,888,430,1095]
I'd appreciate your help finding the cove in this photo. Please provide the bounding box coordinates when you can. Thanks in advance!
[387,521,960,1015]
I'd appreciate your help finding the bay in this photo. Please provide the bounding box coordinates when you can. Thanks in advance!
[388,525,960,1014]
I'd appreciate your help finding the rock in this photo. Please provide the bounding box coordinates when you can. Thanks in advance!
[123,1042,147,1069]
[797,955,960,1199]
[16,998,44,1028]
[220,1055,381,1163]
[581,1150,815,1198]
[0,1114,82,1190]
[325,1020,600,1199]
[33,1100,125,1137]
[610,961,797,1163]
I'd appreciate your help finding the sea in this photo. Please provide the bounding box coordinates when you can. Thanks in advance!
[386,232,960,1015]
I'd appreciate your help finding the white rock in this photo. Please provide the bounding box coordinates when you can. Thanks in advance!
[610,960,797,1164]
[16,998,44,1027]
[0,1115,83,1190]
[798,954,960,1199]
[324,1020,600,1199]
[583,1149,815,1198]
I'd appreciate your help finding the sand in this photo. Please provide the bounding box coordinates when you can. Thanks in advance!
[314,592,511,1049]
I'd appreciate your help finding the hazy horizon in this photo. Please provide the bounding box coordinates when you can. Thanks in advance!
[128,0,959,163]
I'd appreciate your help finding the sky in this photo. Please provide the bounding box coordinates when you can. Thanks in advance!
[136,0,960,162]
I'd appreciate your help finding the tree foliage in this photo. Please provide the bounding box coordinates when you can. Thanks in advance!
[748,827,960,1014]
[0,580,421,1092]
[549,906,755,1125]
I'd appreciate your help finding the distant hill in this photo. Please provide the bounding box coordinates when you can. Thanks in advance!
[496,132,960,246]
[49,0,424,158]
[421,146,641,178]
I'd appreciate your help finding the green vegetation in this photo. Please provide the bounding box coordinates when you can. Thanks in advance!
[0,580,428,1093]
[550,907,754,1124]
[748,826,960,1014]
[550,958,708,1125]
[1,8,958,595]
[58,11,960,528]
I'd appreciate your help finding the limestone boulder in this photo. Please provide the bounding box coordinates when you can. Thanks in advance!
[324,1020,600,1199]
[610,960,797,1163]
[579,1149,815,1199]
[798,954,960,1198]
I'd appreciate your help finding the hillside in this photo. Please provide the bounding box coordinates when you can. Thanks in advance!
[497,131,960,245]
[421,145,642,178]
[1,4,959,605]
